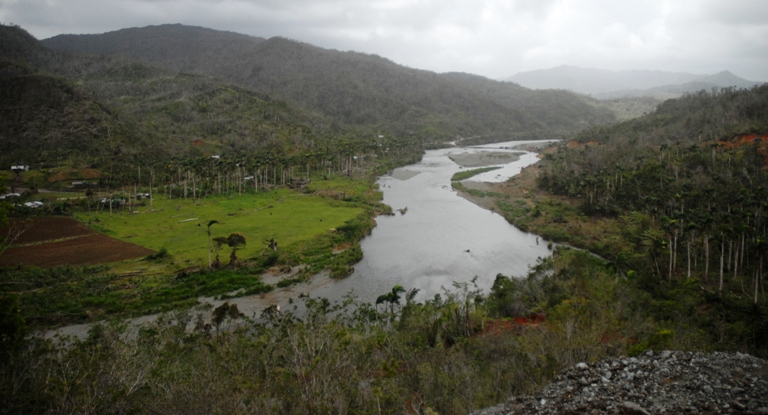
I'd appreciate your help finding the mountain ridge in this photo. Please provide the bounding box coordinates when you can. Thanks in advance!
[41,24,617,142]
[505,65,761,99]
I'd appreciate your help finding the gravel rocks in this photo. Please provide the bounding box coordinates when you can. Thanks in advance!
[472,351,768,414]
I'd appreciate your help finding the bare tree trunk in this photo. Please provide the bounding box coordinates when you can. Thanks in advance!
[704,235,710,283]
[687,238,691,279]
[673,232,678,273]
[719,240,724,297]
[754,267,759,305]
[669,237,674,280]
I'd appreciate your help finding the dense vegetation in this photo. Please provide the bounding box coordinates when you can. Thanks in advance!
[41,24,618,143]
[485,85,768,359]
[2,20,768,415]
[1,248,660,415]
[537,85,768,299]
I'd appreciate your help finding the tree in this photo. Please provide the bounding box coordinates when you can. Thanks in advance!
[211,302,244,335]
[211,236,227,269]
[206,220,218,268]
[0,294,26,358]
[226,232,247,268]
[376,285,406,317]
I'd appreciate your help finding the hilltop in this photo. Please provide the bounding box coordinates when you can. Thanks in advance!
[42,24,617,142]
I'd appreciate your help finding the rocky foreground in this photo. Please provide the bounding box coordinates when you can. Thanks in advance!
[472,350,768,415]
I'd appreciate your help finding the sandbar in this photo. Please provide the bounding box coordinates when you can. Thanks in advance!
[391,168,421,180]
[448,151,521,168]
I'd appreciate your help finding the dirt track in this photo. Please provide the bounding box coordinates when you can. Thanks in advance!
[0,217,154,268]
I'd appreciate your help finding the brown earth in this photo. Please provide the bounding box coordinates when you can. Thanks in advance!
[2,216,96,245]
[0,217,154,268]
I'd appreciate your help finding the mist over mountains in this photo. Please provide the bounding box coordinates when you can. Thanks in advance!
[5,22,757,168]
[40,24,615,142]
[505,65,762,100]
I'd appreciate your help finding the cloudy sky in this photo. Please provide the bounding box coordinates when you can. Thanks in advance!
[2,0,767,81]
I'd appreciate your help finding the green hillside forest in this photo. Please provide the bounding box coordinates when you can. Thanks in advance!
[1,22,767,414]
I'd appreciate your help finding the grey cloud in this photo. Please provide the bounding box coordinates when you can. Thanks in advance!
[0,0,765,81]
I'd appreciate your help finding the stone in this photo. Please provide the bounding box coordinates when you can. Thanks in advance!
[622,401,652,415]
[470,352,768,415]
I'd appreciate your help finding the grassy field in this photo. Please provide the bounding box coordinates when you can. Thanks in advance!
[0,177,381,327]
[76,188,365,267]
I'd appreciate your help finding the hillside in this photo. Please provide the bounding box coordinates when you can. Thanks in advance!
[43,24,617,142]
[506,65,761,99]
[0,24,360,173]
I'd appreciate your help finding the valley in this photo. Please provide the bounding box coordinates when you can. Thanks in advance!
[1,21,767,415]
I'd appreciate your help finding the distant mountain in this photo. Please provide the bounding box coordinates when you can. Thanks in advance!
[505,66,761,99]
[43,24,267,76]
[43,24,616,142]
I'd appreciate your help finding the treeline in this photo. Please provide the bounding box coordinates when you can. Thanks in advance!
[1,24,426,181]
[42,24,618,141]
[537,84,768,303]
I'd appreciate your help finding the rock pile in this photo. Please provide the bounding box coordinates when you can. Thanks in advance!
[472,350,768,414]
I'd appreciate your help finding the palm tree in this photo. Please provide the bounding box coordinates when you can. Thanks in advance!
[376,285,406,317]
[206,220,218,268]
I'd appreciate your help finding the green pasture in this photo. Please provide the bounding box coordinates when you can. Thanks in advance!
[76,188,364,266]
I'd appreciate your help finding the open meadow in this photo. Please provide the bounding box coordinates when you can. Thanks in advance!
[76,188,365,267]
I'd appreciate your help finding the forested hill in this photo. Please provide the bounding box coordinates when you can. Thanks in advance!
[43,24,616,141]
[572,85,768,146]
[0,24,355,172]
[536,85,768,306]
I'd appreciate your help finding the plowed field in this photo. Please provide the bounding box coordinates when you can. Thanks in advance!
[0,217,154,268]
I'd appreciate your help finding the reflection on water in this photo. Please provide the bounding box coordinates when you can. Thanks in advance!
[311,140,555,303]
[44,140,557,339]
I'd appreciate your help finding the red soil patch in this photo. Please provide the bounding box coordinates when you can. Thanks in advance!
[566,140,598,149]
[2,217,96,245]
[0,217,154,268]
[719,134,768,166]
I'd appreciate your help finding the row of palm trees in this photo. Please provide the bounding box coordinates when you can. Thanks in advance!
[96,133,424,201]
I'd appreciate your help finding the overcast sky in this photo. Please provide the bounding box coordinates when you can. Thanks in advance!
[2,0,767,81]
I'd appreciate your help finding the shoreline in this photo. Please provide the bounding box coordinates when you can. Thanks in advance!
[41,267,337,340]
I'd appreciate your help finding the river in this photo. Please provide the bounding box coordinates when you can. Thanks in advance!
[44,139,555,338]
[310,139,554,304]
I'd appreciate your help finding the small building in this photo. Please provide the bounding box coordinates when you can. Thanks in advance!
[11,165,28,172]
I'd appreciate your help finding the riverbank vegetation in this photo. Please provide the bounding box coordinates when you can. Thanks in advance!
[478,85,768,359]
[450,166,502,182]
[0,247,664,415]
[3,21,768,415]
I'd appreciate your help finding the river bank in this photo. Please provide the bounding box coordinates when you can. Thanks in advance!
[41,141,556,340]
